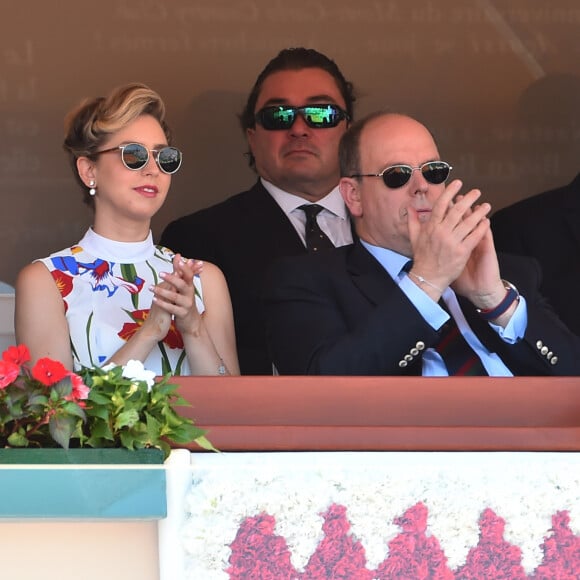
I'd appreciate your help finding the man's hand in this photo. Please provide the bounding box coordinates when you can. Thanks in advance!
[407,180,491,299]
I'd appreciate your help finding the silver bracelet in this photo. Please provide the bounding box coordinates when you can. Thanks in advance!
[407,271,445,294]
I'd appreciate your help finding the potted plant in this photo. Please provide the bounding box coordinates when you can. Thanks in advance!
[0,344,214,518]
[0,344,213,462]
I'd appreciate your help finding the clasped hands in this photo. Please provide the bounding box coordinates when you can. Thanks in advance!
[407,179,508,313]
[146,254,204,341]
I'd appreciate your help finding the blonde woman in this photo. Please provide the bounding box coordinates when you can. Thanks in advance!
[16,83,239,376]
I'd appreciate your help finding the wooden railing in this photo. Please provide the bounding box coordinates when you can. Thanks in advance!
[174,376,580,452]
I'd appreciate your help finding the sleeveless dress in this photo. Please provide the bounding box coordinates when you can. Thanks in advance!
[38,228,204,375]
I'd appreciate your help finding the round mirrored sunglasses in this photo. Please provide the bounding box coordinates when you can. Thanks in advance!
[93,142,182,175]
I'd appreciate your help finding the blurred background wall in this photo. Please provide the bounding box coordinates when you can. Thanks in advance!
[1,0,579,284]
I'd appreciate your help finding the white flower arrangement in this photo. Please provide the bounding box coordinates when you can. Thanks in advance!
[180,451,580,578]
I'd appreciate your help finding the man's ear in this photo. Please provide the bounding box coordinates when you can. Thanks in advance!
[339,177,363,217]
[76,157,96,188]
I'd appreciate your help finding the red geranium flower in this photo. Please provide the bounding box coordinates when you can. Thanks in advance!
[31,357,68,386]
[0,359,20,388]
[2,344,30,367]
[65,372,90,401]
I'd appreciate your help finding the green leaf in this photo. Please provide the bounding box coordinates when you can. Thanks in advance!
[114,409,140,430]
[63,401,87,420]
[53,376,73,398]
[7,431,29,447]
[192,435,219,452]
[88,391,112,405]
[49,414,78,449]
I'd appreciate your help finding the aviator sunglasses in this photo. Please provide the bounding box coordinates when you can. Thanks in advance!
[93,142,183,175]
[351,161,452,189]
[255,104,350,131]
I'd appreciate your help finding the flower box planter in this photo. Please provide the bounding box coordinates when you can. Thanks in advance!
[0,447,166,519]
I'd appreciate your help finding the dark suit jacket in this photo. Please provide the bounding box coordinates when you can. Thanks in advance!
[263,241,580,376]
[160,181,310,374]
[491,174,580,335]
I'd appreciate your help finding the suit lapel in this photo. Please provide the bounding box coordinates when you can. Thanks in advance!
[247,182,308,255]
[346,242,397,305]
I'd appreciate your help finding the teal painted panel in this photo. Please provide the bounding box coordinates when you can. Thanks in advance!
[0,467,166,519]
[0,448,165,465]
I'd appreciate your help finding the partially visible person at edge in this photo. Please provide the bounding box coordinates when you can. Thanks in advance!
[491,175,580,336]
[160,47,355,374]
[16,83,240,376]
[263,112,580,376]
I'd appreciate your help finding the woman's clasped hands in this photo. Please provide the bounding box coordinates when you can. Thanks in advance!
[147,254,204,340]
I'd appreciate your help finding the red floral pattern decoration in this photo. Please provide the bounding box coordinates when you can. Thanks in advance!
[375,502,453,579]
[118,309,184,349]
[227,513,296,579]
[531,511,580,579]
[51,270,73,313]
[225,503,580,579]
[455,508,527,579]
[301,503,372,579]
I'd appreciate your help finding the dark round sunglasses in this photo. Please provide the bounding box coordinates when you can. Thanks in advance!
[351,161,452,189]
[94,142,183,175]
[255,104,350,131]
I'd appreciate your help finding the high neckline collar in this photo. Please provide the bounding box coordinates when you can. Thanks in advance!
[78,228,155,263]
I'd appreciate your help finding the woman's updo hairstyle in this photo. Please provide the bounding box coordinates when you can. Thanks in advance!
[63,82,171,205]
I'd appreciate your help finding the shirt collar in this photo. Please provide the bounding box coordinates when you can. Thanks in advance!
[261,178,349,220]
[360,240,411,281]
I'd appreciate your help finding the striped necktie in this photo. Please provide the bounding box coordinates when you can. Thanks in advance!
[436,300,488,376]
[402,261,487,376]
[299,204,334,252]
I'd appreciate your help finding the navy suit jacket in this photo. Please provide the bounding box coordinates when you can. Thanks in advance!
[491,174,580,335]
[263,241,580,376]
[160,181,310,374]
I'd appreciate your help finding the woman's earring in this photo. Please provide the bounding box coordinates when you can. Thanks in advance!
[89,180,96,196]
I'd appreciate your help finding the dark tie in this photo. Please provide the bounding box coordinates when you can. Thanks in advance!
[436,301,488,376]
[402,261,487,376]
[299,204,335,252]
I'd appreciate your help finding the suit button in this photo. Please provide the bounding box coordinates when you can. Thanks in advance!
[536,340,543,350]
[416,341,425,351]
[404,354,413,362]
[547,351,553,360]
[550,356,558,365]
[410,348,419,356]
[541,346,549,356]
[399,360,408,368]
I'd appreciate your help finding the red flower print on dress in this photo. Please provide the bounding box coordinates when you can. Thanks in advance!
[31,357,68,386]
[454,508,526,579]
[51,270,73,298]
[118,309,184,349]
[300,503,372,579]
[531,511,580,579]
[227,513,296,580]
[375,502,453,580]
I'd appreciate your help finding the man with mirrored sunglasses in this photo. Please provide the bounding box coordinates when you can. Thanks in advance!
[161,47,356,374]
[264,112,580,376]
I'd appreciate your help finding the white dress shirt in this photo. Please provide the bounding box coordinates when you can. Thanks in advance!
[361,241,528,377]
[261,178,353,248]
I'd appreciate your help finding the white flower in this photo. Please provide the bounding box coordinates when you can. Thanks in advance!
[122,359,156,390]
